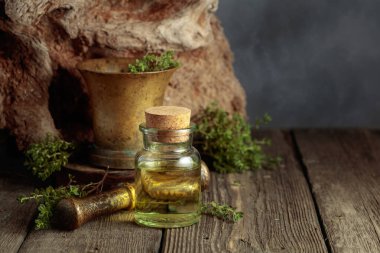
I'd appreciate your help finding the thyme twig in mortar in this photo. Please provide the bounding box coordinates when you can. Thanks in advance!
[128,51,179,73]
[194,102,281,173]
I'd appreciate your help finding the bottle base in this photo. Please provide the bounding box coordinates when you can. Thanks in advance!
[134,212,200,228]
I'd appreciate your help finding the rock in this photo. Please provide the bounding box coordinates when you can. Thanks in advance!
[0,0,246,149]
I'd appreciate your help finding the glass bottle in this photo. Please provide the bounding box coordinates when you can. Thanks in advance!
[134,124,201,228]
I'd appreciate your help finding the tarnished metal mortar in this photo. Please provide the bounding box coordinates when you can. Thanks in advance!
[77,58,177,169]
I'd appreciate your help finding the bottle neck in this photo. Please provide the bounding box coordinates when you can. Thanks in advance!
[143,133,193,153]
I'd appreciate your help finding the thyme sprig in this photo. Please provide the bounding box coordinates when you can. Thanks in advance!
[24,135,75,181]
[18,174,107,230]
[18,176,84,230]
[128,51,179,73]
[201,201,243,222]
[194,103,281,173]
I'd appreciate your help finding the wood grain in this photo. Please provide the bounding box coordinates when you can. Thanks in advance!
[18,211,162,253]
[295,130,380,253]
[0,176,36,253]
[161,131,327,253]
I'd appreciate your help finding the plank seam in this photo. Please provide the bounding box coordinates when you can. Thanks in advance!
[16,212,36,253]
[290,131,333,253]
[13,193,39,253]
[159,229,166,253]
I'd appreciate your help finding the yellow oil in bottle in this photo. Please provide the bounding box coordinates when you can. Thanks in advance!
[134,164,201,228]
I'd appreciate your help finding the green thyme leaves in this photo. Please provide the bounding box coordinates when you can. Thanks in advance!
[194,103,281,173]
[128,51,180,73]
[18,183,85,229]
[18,174,107,230]
[201,201,243,222]
[24,135,75,181]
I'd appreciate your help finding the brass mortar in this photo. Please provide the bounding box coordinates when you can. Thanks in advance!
[77,58,177,169]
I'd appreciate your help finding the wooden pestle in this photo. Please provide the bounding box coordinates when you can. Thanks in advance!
[54,162,210,230]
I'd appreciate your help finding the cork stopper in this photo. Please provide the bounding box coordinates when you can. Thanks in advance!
[145,106,191,143]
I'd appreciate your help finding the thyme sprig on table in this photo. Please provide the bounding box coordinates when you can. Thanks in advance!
[194,103,281,173]
[21,135,99,229]
[18,176,85,230]
[24,135,75,181]
[128,51,179,73]
[18,173,108,230]
[201,201,243,222]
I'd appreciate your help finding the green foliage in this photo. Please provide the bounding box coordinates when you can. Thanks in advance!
[194,102,281,173]
[18,180,85,229]
[18,174,107,230]
[24,135,75,181]
[128,51,179,73]
[201,201,243,222]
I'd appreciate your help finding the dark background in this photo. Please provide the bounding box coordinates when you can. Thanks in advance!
[217,0,380,128]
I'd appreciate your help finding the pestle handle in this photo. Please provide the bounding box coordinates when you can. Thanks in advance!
[53,185,135,230]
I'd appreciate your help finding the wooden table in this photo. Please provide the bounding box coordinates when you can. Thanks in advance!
[1,130,380,253]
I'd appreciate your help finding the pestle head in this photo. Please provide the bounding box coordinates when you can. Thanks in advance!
[53,198,81,230]
[53,187,135,230]
[200,161,210,190]
[145,106,191,143]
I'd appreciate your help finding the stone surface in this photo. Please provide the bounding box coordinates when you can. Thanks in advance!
[0,0,246,149]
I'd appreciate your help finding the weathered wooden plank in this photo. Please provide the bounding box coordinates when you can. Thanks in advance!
[0,176,36,253]
[0,131,161,252]
[161,131,328,253]
[18,211,162,253]
[295,130,380,253]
